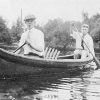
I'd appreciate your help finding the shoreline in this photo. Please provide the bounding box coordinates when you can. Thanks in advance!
[0,43,99,51]
[0,43,99,59]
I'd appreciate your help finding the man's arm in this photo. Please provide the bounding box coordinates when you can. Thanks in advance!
[88,36,95,56]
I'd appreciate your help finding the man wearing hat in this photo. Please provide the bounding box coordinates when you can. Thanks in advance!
[17,14,45,57]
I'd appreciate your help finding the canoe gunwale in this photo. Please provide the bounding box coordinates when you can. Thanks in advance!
[0,48,93,68]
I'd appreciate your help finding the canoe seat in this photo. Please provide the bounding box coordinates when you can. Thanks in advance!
[44,47,60,60]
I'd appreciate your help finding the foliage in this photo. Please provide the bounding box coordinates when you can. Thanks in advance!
[10,17,24,42]
[89,14,100,42]
[0,12,100,48]
[43,19,73,49]
[0,17,12,44]
[82,11,89,24]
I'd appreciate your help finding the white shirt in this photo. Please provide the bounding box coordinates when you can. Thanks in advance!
[19,28,45,56]
[83,34,95,56]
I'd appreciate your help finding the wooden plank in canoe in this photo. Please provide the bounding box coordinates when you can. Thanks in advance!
[44,47,60,60]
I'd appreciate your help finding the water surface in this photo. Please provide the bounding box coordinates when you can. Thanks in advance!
[0,69,100,100]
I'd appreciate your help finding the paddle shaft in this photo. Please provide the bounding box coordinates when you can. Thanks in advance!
[74,27,100,69]
[81,37,100,69]
[13,42,26,53]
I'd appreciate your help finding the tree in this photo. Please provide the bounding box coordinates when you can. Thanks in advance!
[89,14,100,42]
[43,19,63,47]
[0,17,12,44]
[90,27,100,42]
[43,18,73,50]
[82,11,89,24]
[10,17,24,42]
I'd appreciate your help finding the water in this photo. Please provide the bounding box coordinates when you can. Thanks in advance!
[0,69,100,100]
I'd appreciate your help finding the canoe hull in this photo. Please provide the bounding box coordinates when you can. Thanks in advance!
[0,48,93,76]
[0,57,91,76]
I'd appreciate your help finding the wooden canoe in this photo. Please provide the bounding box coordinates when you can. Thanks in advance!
[0,48,93,76]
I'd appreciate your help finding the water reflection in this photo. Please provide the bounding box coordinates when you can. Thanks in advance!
[0,70,100,100]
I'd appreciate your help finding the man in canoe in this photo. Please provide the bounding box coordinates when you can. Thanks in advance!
[72,24,95,60]
[16,14,45,58]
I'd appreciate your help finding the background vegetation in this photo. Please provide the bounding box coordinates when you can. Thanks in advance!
[0,12,100,51]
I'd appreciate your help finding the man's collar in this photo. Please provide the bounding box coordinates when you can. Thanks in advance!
[83,33,88,37]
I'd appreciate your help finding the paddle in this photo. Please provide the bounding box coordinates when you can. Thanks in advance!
[13,42,26,53]
[73,26,100,69]
[81,37,100,70]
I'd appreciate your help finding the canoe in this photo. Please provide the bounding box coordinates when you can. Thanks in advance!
[0,48,93,76]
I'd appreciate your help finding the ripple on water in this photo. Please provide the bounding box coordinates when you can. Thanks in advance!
[0,69,100,100]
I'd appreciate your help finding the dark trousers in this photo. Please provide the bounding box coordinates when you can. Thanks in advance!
[24,52,43,58]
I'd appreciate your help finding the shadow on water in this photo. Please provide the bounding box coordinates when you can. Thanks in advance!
[0,69,100,100]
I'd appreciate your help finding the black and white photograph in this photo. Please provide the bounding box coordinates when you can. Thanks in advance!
[0,0,100,100]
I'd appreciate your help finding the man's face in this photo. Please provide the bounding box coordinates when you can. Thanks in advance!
[25,19,35,29]
[81,25,89,35]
